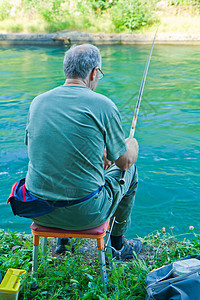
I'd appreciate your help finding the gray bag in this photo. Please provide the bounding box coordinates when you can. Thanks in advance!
[146,255,200,300]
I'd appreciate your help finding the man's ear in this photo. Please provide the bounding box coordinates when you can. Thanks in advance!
[90,67,98,81]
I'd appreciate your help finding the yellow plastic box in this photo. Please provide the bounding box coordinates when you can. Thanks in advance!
[0,268,26,300]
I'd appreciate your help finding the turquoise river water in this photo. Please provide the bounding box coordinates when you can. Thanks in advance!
[0,44,199,238]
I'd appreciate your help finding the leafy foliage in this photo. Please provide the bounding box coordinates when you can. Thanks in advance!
[34,0,157,32]
[110,0,157,32]
[0,227,199,299]
[168,0,200,5]
[0,0,199,33]
[90,0,117,13]
[0,0,12,21]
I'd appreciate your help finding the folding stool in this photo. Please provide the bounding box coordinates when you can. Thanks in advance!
[30,219,113,293]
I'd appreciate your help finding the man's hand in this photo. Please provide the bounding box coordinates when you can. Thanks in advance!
[103,148,114,170]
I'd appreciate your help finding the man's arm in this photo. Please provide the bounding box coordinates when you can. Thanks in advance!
[115,137,139,171]
[103,103,138,170]
[103,137,139,171]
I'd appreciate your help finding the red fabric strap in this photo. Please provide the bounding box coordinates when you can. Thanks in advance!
[7,182,18,204]
[22,184,26,201]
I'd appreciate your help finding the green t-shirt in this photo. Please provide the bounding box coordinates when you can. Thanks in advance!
[25,86,127,201]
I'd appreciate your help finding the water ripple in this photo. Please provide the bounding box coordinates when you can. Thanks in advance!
[0,44,199,235]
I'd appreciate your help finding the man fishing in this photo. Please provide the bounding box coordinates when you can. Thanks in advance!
[22,44,142,260]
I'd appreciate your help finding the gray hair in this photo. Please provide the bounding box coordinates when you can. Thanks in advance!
[63,44,101,79]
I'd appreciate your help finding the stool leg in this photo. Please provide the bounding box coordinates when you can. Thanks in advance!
[32,235,39,290]
[41,237,47,257]
[105,218,115,268]
[98,249,108,294]
[106,236,113,269]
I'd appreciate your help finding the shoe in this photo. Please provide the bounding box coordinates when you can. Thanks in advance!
[55,237,71,254]
[112,238,142,261]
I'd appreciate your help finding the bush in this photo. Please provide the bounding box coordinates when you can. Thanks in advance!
[110,0,157,32]
[90,0,116,13]
[0,0,12,21]
[0,0,198,33]
[22,0,157,32]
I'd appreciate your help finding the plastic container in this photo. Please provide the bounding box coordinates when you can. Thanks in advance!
[0,268,26,300]
[173,258,200,276]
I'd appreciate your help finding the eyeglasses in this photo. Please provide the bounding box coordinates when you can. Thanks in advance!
[98,68,104,80]
[92,67,104,80]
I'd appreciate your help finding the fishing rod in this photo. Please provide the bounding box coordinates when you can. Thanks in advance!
[119,31,157,184]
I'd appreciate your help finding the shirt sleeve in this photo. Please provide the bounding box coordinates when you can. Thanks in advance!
[104,108,127,162]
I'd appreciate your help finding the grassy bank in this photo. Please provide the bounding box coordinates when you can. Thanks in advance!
[0,227,199,299]
[0,0,199,34]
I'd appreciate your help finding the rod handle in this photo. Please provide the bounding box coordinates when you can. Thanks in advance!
[119,170,126,185]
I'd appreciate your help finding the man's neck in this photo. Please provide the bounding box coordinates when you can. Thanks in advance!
[64,78,88,87]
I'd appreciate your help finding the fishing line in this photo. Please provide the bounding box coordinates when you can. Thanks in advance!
[119,30,158,184]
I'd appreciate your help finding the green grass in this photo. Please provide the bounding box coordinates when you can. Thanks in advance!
[0,227,199,299]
